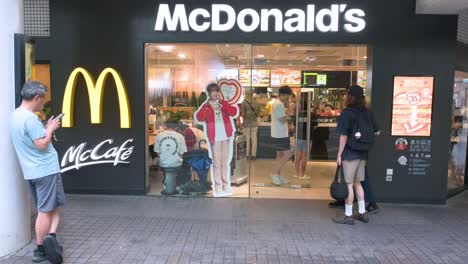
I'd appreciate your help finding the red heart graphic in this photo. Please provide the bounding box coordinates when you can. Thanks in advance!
[217,79,243,105]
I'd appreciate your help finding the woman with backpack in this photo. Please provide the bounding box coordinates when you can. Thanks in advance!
[333,85,380,225]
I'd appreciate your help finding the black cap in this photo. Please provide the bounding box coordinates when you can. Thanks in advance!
[347,85,364,97]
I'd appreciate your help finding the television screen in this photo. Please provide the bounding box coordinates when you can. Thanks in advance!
[302,71,327,87]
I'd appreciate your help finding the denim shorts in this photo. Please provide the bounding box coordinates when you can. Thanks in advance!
[296,139,311,152]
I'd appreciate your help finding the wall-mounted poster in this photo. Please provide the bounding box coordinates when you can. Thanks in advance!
[239,69,270,87]
[391,76,434,137]
[271,69,301,87]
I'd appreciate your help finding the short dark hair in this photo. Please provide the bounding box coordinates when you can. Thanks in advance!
[206,83,220,94]
[279,85,292,95]
[165,118,179,129]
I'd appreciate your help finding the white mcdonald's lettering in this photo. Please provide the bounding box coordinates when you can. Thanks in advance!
[60,139,134,173]
[154,4,366,33]
[62,67,131,129]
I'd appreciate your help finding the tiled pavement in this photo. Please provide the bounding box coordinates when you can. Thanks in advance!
[1,192,468,264]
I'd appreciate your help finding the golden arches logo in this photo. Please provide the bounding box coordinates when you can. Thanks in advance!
[62,67,131,128]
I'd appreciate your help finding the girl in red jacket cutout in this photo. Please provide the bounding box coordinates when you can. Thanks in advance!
[195,83,238,197]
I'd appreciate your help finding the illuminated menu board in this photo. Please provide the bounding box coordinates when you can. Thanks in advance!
[217,69,239,81]
[357,70,366,87]
[239,69,270,87]
[271,70,301,87]
[391,76,434,137]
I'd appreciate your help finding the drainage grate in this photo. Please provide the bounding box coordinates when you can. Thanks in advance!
[24,0,50,37]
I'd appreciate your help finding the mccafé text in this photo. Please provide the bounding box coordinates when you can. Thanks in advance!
[61,139,134,173]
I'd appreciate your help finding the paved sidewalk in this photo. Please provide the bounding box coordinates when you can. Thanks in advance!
[1,192,468,264]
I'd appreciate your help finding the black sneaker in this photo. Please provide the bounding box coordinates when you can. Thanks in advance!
[328,200,345,208]
[332,215,354,225]
[355,212,370,223]
[366,203,380,214]
[32,249,47,263]
[43,235,63,264]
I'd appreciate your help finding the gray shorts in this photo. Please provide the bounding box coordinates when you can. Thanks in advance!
[28,173,66,213]
[341,160,366,184]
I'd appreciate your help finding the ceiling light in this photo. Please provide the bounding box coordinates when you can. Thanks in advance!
[362,56,367,59]
[158,45,174,53]
[178,53,186,59]
[256,54,265,58]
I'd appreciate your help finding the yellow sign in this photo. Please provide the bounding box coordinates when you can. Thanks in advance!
[62,67,131,128]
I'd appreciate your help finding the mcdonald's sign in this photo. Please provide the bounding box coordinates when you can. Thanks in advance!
[62,67,131,128]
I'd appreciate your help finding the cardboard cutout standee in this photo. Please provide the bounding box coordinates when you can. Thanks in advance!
[194,80,243,197]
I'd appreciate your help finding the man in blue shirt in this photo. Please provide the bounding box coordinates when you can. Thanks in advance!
[10,81,64,264]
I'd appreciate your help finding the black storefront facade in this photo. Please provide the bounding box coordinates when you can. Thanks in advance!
[34,0,459,204]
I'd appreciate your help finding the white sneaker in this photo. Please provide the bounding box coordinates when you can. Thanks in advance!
[298,175,310,180]
[271,175,282,186]
[293,175,299,178]
[222,188,233,196]
[278,175,289,184]
[213,190,226,197]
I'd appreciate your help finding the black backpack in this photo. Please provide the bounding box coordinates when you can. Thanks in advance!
[345,107,375,152]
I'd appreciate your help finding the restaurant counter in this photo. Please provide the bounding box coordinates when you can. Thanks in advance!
[256,122,338,160]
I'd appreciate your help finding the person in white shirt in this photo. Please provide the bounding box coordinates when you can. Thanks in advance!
[154,118,187,168]
[270,86,294,185]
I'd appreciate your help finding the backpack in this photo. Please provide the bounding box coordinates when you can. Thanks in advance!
[345,107,375,152]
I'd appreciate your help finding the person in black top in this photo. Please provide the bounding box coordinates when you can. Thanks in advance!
[332,85,380,225]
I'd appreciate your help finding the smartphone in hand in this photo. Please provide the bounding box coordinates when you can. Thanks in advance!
[54,113,64,121]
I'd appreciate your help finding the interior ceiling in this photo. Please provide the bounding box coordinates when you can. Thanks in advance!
[416,0,468,14]
[146,44,367,71]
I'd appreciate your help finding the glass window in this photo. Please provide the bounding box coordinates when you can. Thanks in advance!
[145,44,251,197]
[145,43,368,199]
[448,71,468,192]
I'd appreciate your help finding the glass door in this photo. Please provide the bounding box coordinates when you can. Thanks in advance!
[448,71,468,194]
[248,44,367,199]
